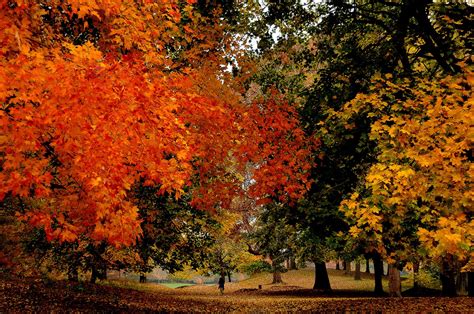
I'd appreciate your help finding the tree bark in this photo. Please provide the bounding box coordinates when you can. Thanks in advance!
[456,272,469,296]
[344,260,351,275]
[373,253,384,295]
[313,262,332,292]
[336,260,340,270]
[365,258,371,273]
[354,260,361,280]
[271,258,283,284]
[342,260,347,271]
[388,265,402,297]
[441,256,457,296]
[413,261,420,289]
[468,272,474,297]
[272,270,283,284]
[289,257,297,270]
[90,266,97,284]
[227,271,232,283]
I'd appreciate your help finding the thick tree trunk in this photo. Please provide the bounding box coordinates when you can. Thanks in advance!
[139,274,147,283]
[456,272,469,296]
[365,258,371,273]
[354,260,361,280]
[468,272,474,297]
[271,259,283,284]
[388,265,402,297]
[336,260,340,270]
[373,254,384,295]
[441,256,457,296]
[342,260,347,271]
[272,270,282,284]
[313,262,331,292]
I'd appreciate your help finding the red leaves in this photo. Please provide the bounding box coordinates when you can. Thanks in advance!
[0,2,315,247]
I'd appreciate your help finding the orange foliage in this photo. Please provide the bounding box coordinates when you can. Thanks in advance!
[0,1,313,246]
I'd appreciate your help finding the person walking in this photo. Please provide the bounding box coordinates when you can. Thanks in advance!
[218,276,225,295]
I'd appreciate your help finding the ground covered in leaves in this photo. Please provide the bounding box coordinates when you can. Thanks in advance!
[2,273,473,313]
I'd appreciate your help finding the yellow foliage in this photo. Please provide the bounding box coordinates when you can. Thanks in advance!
[337,63,473,265]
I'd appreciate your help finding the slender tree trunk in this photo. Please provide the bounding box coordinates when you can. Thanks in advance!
[227,271,232,283]
[289,257,297,270]
[342,260,347,271]
[413,261,420,290]
[365,258,371,273]
[336,260,340,270]
[344,260,351,275]
[313,262,331,292]
[354,260,361,280]
[90,266,98,284]
[139,273,147,283]
[373,253,384,295]
[388,265,402,297]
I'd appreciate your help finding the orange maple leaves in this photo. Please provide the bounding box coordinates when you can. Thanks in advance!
[0,1,313,246]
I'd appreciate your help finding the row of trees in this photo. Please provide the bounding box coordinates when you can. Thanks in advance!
[1,0,472,297]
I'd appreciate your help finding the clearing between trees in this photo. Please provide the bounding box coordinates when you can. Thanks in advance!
[2,268,472,312]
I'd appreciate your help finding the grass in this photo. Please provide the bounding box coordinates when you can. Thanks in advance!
[1,268,472,312]
[99,266,420,297]
[160,282,195,289]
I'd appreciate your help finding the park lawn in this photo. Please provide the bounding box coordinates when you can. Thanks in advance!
[159,282,195,289]
[2,269,472,312]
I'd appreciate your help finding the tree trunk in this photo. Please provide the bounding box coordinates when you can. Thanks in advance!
[90,266,97,284]
[413,261,420,289]
[441,256,457,296]
[139,274,147,283]
[456,272,469,296]
[272,270,282,284]
[336,260,340,270]
[313,262,331,292]
[354,260,361,280]
[468,272,474,297]
[365,258,370,273]
[344,260,351,275]
[289,257,297,270]
[227,271,232,283]
[388,265,402,297]
[373,253,384,295]
[342,260,347,271]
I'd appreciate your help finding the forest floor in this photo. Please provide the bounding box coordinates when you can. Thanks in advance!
[1,269,473,313]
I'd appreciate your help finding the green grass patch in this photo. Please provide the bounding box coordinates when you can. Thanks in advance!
[159,283,195,289]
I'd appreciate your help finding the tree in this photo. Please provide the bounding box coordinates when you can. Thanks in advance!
[248,203,297,284]
[0,1,312,249]
[130,183,218,283]
[202,210,257,282]
[340,63,473,296]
